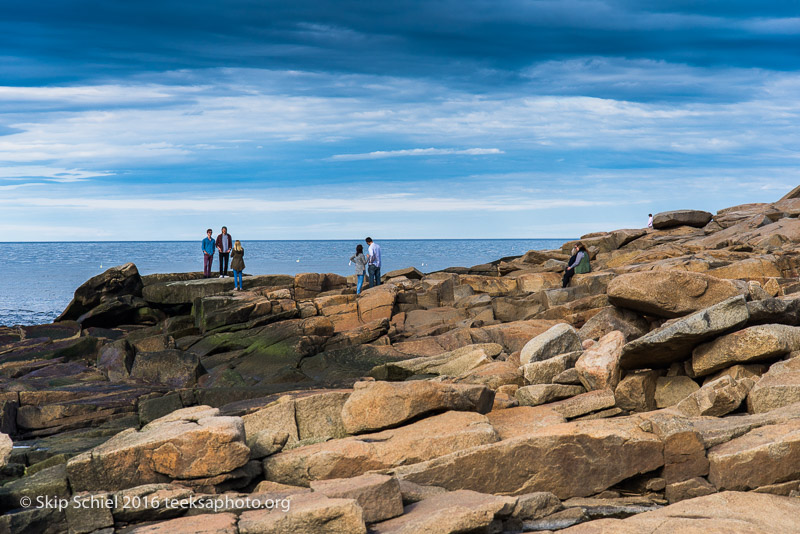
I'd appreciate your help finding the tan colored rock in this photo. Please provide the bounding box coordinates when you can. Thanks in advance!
[262,411,498,486]
[512,492,563,521]
[521,351,582,385]
[516,384,585,407]
[548,389,616,419]
[578,307,649,342]
[294,391,350,441]
[707,257,782,280]
[575,331,625,391]
[341,380,494,434]
[708,420,800,491]
[393,416,664,499]
[248,430,289,458]
[614,370,660,412]
[675,376,753,417]
[662,431,709,484]
[372,343,501,380]
[471,319,563,353]
[358,285,397,323]
[520,323,582,365]
[66,406,250,492]
[491,384,519,410]
[402,307,469,333]
[239,493,366,534]
[620,296,749,370]
[664,477,716,504]
[691,324,800,376]
[396,480,447,503]
[515,272,563,293]
[607,271,743,318]
[703,363,765,386]
[370,490,514,534]
[655,376,700,408]
[316,294,360,332]
[325,318,389,349]
[747,362,800,413]
[311,474,403,523]
[455,360,524,389]
[0,433,11,468]
[111,483,195,523]
[553,367,583,385]
[486,406,566,440]
[559,491,800,533]
[459,275,518,296]
[253,480,311,494]
[242,397,299,446]
[125,512,238,534]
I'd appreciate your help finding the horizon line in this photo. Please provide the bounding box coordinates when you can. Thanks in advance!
[0,238,576,244]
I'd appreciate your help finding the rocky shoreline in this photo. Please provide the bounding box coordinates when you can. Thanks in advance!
[2,186,800,533]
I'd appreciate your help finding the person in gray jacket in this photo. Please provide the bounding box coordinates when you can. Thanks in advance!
[350,244,368,294]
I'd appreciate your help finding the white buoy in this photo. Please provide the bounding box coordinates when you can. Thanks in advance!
[296,259,300,262]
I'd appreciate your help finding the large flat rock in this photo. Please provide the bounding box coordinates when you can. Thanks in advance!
[608,271,744,318]
[620,296,749,370]
[392,416,663,499]
[691,324,800,376]
[66,406,250,491]
[559,491,800,533]
[262,411,499,487]
[142,274,294,305]
[652,209,713,229]
[341,380,494,434]
[708,419,800,491]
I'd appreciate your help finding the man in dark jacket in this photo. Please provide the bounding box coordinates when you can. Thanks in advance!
[216,226,233,277]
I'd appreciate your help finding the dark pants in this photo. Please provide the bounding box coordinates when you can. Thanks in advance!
[203,253,213,277]
[219,252,230,275]
[562,268,575,288]
[368,264,381,288]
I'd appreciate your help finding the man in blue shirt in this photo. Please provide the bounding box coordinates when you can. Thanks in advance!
[202,229,215,278]
[365,237,382,288]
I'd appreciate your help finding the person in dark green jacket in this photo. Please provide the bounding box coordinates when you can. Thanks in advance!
[562,242,591,288]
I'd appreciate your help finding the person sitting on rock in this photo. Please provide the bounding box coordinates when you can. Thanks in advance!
[562,242,591,288]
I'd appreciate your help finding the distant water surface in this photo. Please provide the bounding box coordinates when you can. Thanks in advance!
[0,239,569,326]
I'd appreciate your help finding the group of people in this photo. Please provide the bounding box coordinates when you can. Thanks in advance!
[200,231,382,295]
[201,227,246,290]
[349,237,382,294]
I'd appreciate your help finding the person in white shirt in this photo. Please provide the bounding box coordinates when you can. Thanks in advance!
[365,237,382,288]
[647,214,654,228]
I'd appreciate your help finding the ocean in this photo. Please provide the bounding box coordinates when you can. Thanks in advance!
[0,239,569,326]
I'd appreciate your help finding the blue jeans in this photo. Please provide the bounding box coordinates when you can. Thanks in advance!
[233,270,243,289]
[356,274,364,294]
[368,265,381,288]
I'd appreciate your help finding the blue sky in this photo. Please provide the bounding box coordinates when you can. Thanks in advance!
[1,1,798,240]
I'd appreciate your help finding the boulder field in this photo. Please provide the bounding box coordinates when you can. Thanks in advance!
[2,189,800,532]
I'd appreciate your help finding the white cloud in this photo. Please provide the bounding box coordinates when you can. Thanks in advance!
[0,193,620,213]
[0,166,113,181]
[2,66,800,172]
[328,147,504,161]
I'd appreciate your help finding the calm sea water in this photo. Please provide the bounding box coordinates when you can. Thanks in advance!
[0,239,569,326]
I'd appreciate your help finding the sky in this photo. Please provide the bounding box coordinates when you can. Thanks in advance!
[1,1,799,241]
